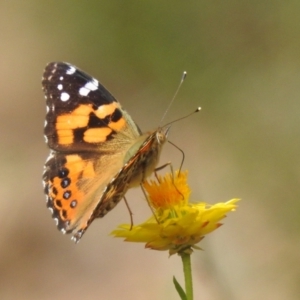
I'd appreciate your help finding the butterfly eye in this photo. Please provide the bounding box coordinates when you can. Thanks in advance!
[156,128,169,144]
[156,132,164,144]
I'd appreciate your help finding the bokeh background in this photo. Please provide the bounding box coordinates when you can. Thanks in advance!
[1,1,299,299]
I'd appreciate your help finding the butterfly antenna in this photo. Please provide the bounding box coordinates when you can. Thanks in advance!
[163,106,201,128]
[159,71,187,125]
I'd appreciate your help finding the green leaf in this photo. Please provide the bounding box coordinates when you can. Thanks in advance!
[173,276,187,300]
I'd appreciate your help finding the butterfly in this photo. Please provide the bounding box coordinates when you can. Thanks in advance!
[42,62,169,242]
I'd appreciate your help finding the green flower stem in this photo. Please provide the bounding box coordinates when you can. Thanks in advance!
[181,252,193,300]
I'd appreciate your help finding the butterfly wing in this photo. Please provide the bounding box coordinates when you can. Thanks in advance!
[42,62,141,241]
[43,62,141,152]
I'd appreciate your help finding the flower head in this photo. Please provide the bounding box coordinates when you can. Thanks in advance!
[111,171,239,256]
[143,171,191,210]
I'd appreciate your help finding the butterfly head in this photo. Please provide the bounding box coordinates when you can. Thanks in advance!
[156,125,170,145]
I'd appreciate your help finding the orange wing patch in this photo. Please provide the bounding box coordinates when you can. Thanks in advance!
[55,103,126,145]
[84,128,112,143]
[47,154,96,227]
[56,104,91,130]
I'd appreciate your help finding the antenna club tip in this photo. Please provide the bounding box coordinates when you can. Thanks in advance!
[196,107,201,112]
[182,71,187,81]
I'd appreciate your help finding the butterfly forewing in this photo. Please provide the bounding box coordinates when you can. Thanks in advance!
[42,62,141,152]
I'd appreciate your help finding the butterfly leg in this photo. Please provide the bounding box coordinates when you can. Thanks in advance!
[154,162,171,182]
[167,140,185,176]
[123,196,134,230]
[140,184,160,223]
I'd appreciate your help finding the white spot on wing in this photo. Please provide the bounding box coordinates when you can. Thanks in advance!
[60,92,70,101]
[86,79,98,90]
[59,76,64,80]
[44,120,47,127]
[57,84,63,90]
[79,80,99,96]
[46,106,49,113]
[45,151,54,163]
[54,218,59,225]
[66,66,76,75]
[79,87,90,96]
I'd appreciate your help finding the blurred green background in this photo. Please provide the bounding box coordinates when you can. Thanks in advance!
[1,1,299,299]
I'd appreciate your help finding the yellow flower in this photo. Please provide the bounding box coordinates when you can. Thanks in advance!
[111,171,239,256]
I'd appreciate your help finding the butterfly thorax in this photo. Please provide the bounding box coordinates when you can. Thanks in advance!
[124,126,168,187]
